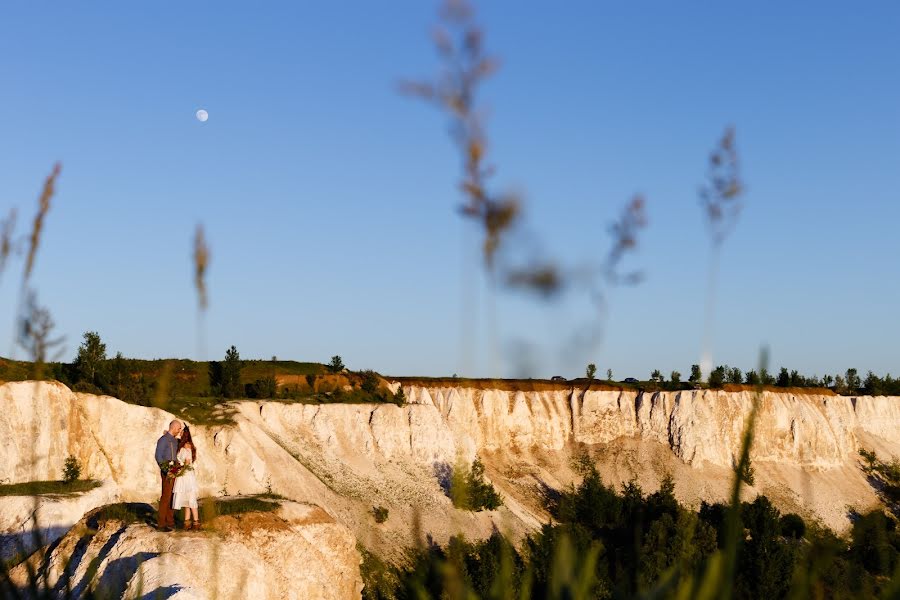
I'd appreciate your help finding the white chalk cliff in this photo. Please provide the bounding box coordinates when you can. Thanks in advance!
[9,501,361,600]
[2,380,900,595]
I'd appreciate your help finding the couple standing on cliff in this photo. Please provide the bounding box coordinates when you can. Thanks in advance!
[154,420,200,532]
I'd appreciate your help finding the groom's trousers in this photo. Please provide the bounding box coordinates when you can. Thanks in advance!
[158,474,176,528]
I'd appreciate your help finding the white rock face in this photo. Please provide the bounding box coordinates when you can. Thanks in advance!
[9,501,362,600]
[2,380,900,552]
[0,480,119,562]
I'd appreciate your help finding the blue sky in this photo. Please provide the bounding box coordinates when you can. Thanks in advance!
[0,2,898,379]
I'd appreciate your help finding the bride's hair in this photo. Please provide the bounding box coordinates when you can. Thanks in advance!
[179,426,197,462]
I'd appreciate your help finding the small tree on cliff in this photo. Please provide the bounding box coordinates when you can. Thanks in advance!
[586,363,597,380]
[670,371,681,384]
[75,331,106,385]
[708,365,726,388]
[776,368,790,387]
[217,345,243,399]
[328,355,345,373]
[688,364,702,384]
[846,368,861,393]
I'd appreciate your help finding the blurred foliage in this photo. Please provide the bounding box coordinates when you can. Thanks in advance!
[448,458,502,512]
[362,463,900,599]
[860,449,900,518]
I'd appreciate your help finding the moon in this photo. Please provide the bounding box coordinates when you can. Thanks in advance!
[195,109,209,122]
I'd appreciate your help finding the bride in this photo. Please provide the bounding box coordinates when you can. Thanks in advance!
[173,425,201,530]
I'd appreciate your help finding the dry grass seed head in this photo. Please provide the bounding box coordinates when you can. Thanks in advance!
[0,208,17,280]
[17,289,64,366]
[701,127,742,247]
[24,163,61,283]
[193,224,210,311]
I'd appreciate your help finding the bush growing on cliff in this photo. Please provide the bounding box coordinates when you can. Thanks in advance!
[328,355,345,373]
[586,363,596,380]
[449,458,502,511]
[372,506,389,523]
[859,448,900,515]
[736,457,755,486]
[63,455,82,484]
[359,369,379,394]
[393,386,406,405]
[249,374,277,399]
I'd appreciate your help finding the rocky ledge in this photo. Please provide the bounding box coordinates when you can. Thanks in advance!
[7,500,362,600]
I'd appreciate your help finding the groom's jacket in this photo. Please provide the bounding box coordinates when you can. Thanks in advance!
[155,432,178,464]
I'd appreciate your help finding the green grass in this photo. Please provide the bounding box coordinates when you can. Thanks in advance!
[199,494,282,520]
[0,356,325,394]
[163,395,238,426]
[91,502,155,526]
[0,479,101,497]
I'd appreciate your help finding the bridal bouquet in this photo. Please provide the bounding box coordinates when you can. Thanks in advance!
[158,460,178,479]
[173,463,194,478]
[158,461,193,479]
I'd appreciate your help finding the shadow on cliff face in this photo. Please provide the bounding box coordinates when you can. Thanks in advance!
[858,449,900,519]
[135,584,183,600]
[1,527,69,565]
[433,462,452,496]
[64,503,156,597]
[95,551,160,598]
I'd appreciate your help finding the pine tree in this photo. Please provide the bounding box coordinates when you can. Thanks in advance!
[221,345,243,399]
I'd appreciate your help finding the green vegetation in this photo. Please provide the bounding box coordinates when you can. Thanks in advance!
[62,455,81,484]
[210,345,243,399]
[586,363,597,380]
[328,355,345,373]
[360,369,379,394]
[394,386,407,405]
[74,331,106,387]
[365,463,900,599]
[449,459,502,512]
[614,362,900,396]
[0,479,100,497]
[249,374,277,399]
[736,457,755,486]
[689,364,702,383]
[200,494,282,520]
[91,502,154,526]
[708,365,726,388]
[860,449,900,517]
[361,547,401,600]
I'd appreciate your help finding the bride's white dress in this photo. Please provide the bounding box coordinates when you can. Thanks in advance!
[172,446,198,510]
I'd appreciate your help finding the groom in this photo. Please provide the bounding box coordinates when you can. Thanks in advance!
[154,419,183,531]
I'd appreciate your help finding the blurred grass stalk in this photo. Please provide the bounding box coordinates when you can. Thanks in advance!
[699,128,742,378]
